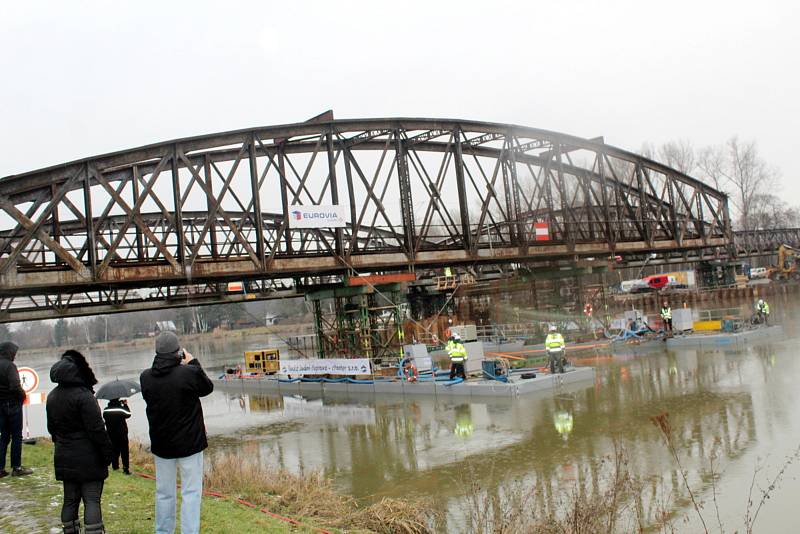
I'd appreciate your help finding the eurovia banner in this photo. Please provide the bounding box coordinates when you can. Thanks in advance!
[288,205,348,229]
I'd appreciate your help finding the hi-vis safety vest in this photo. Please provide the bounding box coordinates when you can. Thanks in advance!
[449,342,467,363]
[661,307,672,320]
[757,301,770,314]
[545,333,565,351]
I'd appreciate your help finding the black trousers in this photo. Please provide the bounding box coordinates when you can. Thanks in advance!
[0,400,23,471]
[62,479,104,525]
[663,318,673,332]
[449,362,466,380]
[110,433,129,471]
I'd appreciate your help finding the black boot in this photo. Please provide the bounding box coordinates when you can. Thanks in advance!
[62,520,81,534]
[85,522,105,534]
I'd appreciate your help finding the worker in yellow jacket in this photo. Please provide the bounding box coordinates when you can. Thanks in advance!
[545,325,566,374]
[660,301,673,335]
[448,334,468,380]
[755,299,770,325]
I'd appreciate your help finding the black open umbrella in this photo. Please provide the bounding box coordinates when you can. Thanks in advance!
[96,378,141,400]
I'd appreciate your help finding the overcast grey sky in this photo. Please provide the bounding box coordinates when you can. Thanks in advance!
[2,1,798,199]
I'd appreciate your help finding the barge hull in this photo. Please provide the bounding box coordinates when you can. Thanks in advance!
[665,325,784,349]
[213,366,596,399]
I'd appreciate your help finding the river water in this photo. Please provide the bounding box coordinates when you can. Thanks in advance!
[18,294,800,532]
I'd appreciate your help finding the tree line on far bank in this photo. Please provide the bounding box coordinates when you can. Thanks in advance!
[0,297,309,350]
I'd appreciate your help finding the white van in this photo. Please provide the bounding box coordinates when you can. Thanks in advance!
[749,267,768,279]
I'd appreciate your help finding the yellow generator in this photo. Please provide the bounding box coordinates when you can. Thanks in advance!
[244,349,280,375]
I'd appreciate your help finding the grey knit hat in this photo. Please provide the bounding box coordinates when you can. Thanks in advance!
[155,332,180,355]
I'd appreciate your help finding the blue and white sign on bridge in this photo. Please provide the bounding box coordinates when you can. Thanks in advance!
[288,205,348,229]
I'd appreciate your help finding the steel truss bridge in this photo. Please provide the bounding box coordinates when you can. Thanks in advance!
[0,115,792,322]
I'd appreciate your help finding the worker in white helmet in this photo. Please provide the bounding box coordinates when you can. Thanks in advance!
[448,334,468,380]
[545,325,566,374]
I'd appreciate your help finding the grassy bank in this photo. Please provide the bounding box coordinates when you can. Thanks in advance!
[1,440,436,534]
[0,440,330,534]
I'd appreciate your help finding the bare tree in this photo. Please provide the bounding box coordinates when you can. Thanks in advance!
[658,139,696,175]
[750,193,800,230]
[695,137,778,230]
[697,145,728,192]
[639,140,696,175]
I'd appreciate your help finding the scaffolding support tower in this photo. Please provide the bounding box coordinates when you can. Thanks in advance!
[304,282,406,368]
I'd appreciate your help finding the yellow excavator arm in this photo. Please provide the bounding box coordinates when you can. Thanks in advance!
[769,244,800,280]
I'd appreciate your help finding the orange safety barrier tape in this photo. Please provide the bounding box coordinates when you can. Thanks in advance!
[132,470,332,533]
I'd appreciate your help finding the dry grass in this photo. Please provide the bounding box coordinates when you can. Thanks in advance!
[128,441,437,534]
[203,452,346,519]
[650,411,709,533]
[348,498,438,534]
[128,440,154,471]
[466,444,646,534]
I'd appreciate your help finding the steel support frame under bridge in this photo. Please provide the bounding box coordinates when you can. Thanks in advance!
[0,117,737,322]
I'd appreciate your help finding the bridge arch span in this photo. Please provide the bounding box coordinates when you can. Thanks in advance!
[0,117,732,320]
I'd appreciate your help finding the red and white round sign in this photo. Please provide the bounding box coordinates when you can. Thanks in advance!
[17,367,39,395]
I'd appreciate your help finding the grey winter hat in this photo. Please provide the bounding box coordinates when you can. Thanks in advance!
[155,332,180,355]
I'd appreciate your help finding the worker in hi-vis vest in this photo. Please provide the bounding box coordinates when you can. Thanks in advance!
[660,301,673,334]
[445,332,456,355]
[755,299,770,325]
[448,334,467,380]
[545,325,566,374]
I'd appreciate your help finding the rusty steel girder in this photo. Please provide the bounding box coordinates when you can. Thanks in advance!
[0,117,735,321]
[733,228,800,257]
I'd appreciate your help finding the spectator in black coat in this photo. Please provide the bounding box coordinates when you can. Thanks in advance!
[0,341,32,478]
[102,398,131,474]
[141,332,213,534]
[47,350,113,534]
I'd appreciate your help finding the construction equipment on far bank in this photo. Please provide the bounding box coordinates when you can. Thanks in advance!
[769,244,800,281]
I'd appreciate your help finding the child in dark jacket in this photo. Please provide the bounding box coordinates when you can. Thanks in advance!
[102,398,131,475]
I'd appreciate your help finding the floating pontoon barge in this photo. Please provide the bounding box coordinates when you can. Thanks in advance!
[213,366,595,399]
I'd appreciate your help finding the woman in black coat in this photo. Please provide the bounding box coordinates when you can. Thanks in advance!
[46,350,113,534]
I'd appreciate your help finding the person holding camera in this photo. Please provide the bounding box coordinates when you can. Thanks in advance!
[102,398,131,475]
[140,332,214,534]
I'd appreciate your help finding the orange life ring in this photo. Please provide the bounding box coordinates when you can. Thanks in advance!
[403,362,418,382]
[583,304,593,316]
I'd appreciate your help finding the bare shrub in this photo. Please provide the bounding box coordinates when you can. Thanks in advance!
[465,444,645,534]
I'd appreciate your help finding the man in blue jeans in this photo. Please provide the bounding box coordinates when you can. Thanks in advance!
[141,332,213,534]
[0,341,33,478]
